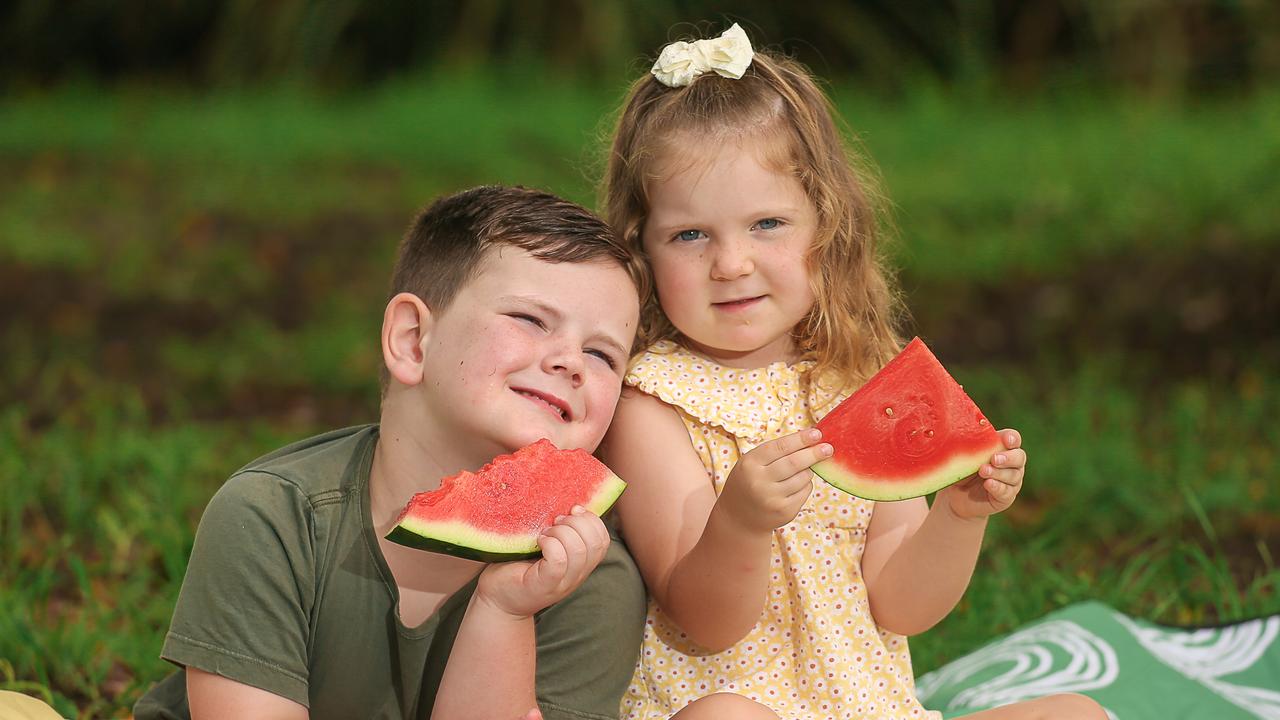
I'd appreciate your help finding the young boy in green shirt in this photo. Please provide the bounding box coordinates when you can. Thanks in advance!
[134,186,648,720]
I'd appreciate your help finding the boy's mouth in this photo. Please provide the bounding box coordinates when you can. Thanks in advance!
[512,388,572,422]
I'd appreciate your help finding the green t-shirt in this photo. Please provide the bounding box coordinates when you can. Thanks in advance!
[134,425,646,720]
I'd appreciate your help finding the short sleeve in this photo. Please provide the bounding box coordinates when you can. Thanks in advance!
[533,534,647,720]
[159,471,317,706]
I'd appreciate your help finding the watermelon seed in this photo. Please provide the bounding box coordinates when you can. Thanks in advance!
[884,407,894,417]
[979,418,988,426]
[925,429,934,438]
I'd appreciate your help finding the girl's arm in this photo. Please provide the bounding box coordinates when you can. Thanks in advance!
[862,430,1025,636]
[598,390,827,652]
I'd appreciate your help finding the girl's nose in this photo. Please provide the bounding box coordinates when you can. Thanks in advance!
[709,236,754,280]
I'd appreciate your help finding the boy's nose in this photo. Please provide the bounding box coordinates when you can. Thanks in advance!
[543,345,585,386]
[709,236,754,280]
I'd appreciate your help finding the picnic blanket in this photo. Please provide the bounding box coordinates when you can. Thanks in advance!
[917,601,1280,719]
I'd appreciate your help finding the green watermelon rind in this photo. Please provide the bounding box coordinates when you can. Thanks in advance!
[386,472,626,563]
[811,441,1002,501]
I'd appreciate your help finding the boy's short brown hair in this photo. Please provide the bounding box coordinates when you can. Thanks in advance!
[383,186,648,392]
[390,185,647,314]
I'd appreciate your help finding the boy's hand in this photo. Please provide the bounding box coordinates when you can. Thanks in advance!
[718,429,832,533]
[475,507,610,619]
[939,429,1025,521]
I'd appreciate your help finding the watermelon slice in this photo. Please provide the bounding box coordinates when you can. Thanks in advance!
[811,337,1003,501]
[386,439,626,562]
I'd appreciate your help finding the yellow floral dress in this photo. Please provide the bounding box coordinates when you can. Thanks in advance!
[619,341,941,720]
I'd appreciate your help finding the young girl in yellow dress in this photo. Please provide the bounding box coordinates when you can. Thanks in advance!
[598,24,1106,720]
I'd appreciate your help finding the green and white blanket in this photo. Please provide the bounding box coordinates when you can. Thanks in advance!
[917,601,1280,719]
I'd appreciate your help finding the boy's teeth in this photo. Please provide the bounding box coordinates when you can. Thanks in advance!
[519,390,566,420]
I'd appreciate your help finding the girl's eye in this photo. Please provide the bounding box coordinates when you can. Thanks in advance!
[586,349,617,370]
[754,218,781,231]
[674,229,705,243]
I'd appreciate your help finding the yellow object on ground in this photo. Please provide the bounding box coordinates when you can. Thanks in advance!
[0,691,64,720]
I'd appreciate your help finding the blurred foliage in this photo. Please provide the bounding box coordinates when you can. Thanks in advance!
[3,0,1280,95]
[2,4,1280,714]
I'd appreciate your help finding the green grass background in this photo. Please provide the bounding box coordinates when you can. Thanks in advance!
[2,74,1278,717]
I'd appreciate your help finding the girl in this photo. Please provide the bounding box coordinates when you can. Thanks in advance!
[598,24,1106,720]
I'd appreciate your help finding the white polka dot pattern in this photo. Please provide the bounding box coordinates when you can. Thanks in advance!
[618,342,941,720]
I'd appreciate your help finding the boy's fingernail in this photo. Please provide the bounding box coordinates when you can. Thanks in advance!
[571,505,586,515]
[821,444,833,457]
[808,429,822,441]
[554,515,566,524]
[1006,433,1016,446]
[995,454,1006,465]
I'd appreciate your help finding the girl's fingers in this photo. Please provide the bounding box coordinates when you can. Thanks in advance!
[778,467,816,494]
[753,428,823,465]
[980,464,1023,487]
[998,429,1022,450]
[770,442,833,477]
[989,448,1026,469]
[783,476,815,505]
[985,478,1019,505]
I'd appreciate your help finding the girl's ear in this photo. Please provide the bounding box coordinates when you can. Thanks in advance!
[382,292,433,387]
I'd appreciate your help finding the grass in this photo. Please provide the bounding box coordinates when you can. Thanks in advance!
[909,358,1280,673]
[2,74,1277,716]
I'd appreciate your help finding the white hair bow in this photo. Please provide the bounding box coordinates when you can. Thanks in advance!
[651,23,755,88]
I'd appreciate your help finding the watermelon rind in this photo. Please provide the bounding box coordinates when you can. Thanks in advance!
[386,471,626,563]
[812,442,1001,502]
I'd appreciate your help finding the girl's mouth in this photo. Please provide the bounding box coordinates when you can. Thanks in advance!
[713,295,765,312]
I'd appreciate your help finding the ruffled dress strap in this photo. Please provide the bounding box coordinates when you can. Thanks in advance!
[627,340,828,444]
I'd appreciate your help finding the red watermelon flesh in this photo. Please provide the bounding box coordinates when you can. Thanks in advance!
[811,337,1003,501]
[386,439,626,562]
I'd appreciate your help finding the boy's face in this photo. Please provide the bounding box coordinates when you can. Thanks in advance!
[418,247,639,459]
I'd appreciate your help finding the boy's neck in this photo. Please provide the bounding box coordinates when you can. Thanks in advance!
[369,395,496,532]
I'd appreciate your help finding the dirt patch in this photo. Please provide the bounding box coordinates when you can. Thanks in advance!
[907,240,1280,378]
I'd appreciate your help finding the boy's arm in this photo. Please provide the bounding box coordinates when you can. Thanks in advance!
[432,509,610,720]
[862,430,1025,636]
[529,535,646,719]
[188,669,308,720]
[599,390,826,652]
[168,474,316,711]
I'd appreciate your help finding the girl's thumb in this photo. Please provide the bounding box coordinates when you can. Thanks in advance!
[520,709,544,720]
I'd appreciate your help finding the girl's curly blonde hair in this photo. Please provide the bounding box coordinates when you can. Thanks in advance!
[601,45,906,394]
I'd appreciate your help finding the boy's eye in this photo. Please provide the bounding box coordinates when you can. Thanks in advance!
[674,229,705,242]
[754,218,781,231]
[586,349,617,370]
[510,313,546,329]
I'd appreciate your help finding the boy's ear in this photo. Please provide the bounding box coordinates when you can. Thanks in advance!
[382,292,433,387]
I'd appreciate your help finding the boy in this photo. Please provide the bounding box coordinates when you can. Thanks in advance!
[134,186,648,720]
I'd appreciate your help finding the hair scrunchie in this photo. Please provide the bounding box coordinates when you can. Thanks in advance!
[651,23,755,88]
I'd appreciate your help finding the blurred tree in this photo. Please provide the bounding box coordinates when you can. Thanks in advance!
[0,0,1276,93]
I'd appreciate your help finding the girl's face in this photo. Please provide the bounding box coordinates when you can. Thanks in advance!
[642,139,817,368]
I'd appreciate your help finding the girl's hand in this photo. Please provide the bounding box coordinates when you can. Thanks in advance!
[717,428,832,533]
[938,429,1025,521]
[475,507,611,618]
